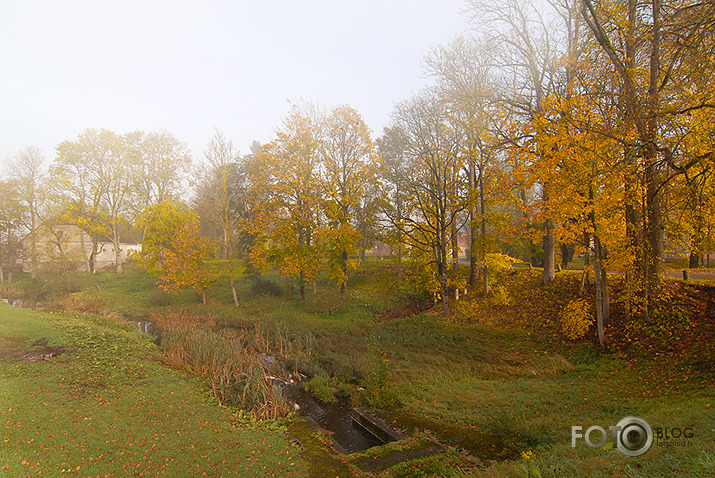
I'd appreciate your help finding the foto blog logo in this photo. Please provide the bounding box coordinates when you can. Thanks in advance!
[571,416,653,457]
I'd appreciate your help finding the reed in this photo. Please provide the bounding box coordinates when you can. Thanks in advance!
[161,322,289,420]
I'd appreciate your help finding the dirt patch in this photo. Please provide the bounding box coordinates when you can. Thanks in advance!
[16,340,66,363]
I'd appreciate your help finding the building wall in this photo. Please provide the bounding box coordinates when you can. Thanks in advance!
[30,224,140,271]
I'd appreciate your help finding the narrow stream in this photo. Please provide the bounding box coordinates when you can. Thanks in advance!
[281,383,384,453]
[135,320,385,454]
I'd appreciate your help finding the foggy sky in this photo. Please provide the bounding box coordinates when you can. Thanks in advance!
[1,0,467,168]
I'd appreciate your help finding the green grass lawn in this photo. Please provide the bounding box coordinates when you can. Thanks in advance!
[0,304,300,477]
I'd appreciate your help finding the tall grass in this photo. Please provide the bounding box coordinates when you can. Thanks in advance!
[253,321,316,362]
[161,321,290,420]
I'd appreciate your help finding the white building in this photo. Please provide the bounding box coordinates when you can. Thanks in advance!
[28,224,141,272]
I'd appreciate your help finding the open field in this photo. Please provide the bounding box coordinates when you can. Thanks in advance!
[1,262,714,477]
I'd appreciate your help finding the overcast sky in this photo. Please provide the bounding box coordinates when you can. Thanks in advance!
[1,0,469,169]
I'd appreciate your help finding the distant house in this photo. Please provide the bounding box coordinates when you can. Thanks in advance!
[27,224,140,272]
[94,241,141,270]
[364,241,393,258]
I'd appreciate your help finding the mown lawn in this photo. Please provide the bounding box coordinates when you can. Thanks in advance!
[0,304,300,477]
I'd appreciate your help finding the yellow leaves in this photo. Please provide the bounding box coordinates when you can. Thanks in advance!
[560,299,595,341]
[160,222,215,297]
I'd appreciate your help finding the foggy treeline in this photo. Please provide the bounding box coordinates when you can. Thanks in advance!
[1,1,714,332]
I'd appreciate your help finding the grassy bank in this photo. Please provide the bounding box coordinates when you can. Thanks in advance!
[1,262,714,477]
[0,304,300,477]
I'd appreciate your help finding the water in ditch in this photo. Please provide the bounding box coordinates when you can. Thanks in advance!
[280,382,384,454]
[134,320,384,453]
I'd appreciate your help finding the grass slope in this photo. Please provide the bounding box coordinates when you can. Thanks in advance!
[0,304,300,477]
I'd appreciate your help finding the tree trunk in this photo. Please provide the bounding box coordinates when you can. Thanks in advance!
[543,218,556,286]
[201,291,207,305]
[30,209,37,280]
[644,0,663,304]
[440,272,450,317]
[224,218,240,307]
[689,252,700,269]
[451,222,459,273]
[479,164,489,296]
[594,235,606,348]
[468,159,478,286]
[340,249,348,295]
[79,229,90,272]
[579,233,590,296]
[112,224,122,275]
[435,242,450,317]
[230,277,239,308]
[0,238,5,282]
[227,257,239,307]
[560,243,573,269]
[601,250,610,322]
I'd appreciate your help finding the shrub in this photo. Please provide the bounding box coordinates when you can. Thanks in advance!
[363,345,399,408]
[49,293,115,318]
[560,298,594,340]
[302,371,337,403]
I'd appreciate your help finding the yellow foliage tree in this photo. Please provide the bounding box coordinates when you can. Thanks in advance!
[247,108,324,303]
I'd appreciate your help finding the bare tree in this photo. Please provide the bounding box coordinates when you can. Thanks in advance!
[7,146,45,279]
[376,126,412,280]
[425,34,505,295]
[390,90,468,316]
[200,130,242,307]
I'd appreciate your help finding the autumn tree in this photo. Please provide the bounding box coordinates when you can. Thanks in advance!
[54,129,119,273]
[127,130,191,236]
[160,221,215,305]
[0,180,25,282]
[102,133,133,274]
[248,108,324,302]
[318,105,375,293]
[532,86,625,348]
[581,0,715,318]
[135,200,197,274]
